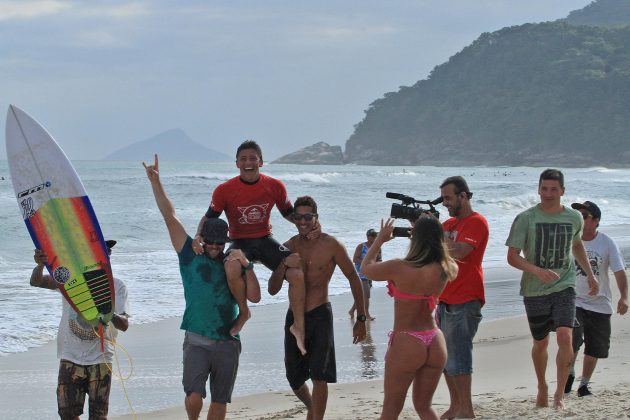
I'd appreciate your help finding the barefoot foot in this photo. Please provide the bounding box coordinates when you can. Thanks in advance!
[230,308,251,337]
[536,384,549,408]
[290,323,307,355]
[440,406,458,420]
[553,393,565,410]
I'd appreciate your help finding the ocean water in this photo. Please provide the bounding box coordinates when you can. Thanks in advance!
[1,161,630,356]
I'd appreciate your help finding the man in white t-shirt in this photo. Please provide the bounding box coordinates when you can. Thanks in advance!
[565,201,628,397]
[30,240,130,420]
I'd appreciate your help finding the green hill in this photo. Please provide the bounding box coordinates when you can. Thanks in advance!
[344,1,630,167]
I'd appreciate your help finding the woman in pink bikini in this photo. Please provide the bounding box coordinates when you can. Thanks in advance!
[361,217,458,420]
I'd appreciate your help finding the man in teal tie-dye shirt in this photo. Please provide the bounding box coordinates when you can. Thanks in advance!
[144,154,259,420]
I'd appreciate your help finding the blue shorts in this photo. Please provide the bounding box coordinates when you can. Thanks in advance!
[437,300,483,376]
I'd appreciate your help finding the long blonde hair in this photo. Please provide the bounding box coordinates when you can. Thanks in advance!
[404,217,458,281]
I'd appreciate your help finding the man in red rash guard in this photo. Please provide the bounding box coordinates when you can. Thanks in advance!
[437,176,489,420]
[193,140,308,355]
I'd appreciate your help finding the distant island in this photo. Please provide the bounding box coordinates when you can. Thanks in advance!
[272,142,344,165]
[279,0,630,167]
[105,128,230,162]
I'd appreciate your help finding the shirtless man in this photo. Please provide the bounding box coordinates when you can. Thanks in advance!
[268,195,367,420]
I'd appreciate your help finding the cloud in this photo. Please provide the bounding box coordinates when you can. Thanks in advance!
[0,0,71,20]
[76,2,149,19]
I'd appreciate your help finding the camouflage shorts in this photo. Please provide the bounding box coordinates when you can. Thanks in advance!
[57,359,112,420]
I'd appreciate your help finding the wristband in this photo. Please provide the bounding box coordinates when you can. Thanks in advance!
[242,261,254,275]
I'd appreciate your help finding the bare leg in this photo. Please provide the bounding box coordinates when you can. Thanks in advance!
[381,334,425,420]
[582,354,598,382]
[412,365,442,420]
[554,327,573,409]
[348,302,356,318]
[185,392,203,420]
[286,266,306,355]
[293,383,313,420]
[208,402,227,420]
[532,336,550,408]
[224,259,250,336]
[441,374,474,418]
[311,380,329,420]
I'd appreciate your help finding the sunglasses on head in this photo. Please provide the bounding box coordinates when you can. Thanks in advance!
[293,213,316,221]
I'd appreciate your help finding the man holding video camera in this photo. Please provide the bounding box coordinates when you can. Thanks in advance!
[437,176,488,420]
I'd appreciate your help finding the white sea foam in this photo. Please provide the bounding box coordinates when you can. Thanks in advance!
[1,161,629,355]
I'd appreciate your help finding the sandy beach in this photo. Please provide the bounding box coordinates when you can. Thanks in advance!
[2,268,629,419]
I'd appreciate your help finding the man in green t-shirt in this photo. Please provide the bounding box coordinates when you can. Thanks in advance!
[506,168,598,410]
[144,155,258,420]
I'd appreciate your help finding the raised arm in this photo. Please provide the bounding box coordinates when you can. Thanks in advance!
[30,249,57,289]
[361,218,396,281]
[143,154,188,253]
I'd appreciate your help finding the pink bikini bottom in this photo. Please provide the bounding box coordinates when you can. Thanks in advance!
[387,328,439,348]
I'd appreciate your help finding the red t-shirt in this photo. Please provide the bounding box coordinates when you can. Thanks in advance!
[209,174,293,239]
[440,212,489,305]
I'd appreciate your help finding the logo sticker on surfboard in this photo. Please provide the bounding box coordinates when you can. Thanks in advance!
[53,266,71,284]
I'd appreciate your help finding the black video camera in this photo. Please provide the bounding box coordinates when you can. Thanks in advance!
[387,192,442,237]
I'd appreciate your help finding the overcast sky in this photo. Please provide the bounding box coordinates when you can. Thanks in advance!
[0,0,592,160]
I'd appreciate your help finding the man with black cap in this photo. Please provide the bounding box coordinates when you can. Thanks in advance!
[348,228,381,320]
[144,154,256,420]
[30,240,129,420]
[564,200,628,397]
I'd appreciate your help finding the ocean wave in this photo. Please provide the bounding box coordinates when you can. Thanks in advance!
[173,173,233,182]
[477,193,539,210]
[275,173,331,183]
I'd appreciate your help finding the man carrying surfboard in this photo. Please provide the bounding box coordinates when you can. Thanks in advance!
[30,241,129,420]
[192,140,312,355]
[144,154,256,420]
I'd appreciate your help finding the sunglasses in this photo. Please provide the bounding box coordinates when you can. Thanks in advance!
[293,213,316,221]
[204,241,226,246]
[580,212,593,220]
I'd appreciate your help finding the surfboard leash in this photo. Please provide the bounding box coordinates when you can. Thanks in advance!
[93,325,138,419]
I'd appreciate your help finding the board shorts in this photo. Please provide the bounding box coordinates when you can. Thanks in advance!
[57,359,111,420]
[437,299,482,376]
[523,287,576,341]
[228,235,291,271]
[182,331,241,404]
[572,306,611,359]
[284,302,336,390]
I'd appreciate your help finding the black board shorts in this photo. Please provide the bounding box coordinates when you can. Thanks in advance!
[284,302,336,390]
[227,236,291,271]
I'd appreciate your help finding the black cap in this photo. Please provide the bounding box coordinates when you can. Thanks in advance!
[202,218,229,243]
[571,201,601,220]
[105,240,117,250]
[366,229,378,237]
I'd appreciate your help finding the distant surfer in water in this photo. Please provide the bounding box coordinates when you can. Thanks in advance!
[30,241,129,420]
[144,154,253,420]
[192,140,316,355]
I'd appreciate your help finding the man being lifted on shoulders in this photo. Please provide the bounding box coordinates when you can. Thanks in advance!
[193,140,308,354]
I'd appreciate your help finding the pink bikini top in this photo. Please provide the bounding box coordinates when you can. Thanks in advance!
[387,281,437,311]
